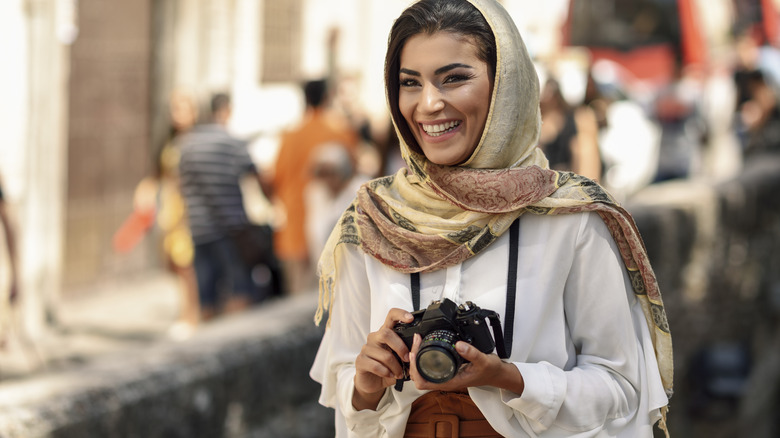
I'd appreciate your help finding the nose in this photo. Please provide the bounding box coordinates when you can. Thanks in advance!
[419,83,445,114]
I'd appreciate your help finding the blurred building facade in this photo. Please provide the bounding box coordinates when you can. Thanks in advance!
[0,0,441,338]
[0,0,769,336]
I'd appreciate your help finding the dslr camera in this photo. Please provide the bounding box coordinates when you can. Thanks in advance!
[393,298,506,387]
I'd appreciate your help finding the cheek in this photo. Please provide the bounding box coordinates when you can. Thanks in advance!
[465,88,491,127]
[398,95,415,125]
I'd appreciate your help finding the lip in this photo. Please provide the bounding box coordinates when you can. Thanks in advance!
[417,120,462,143]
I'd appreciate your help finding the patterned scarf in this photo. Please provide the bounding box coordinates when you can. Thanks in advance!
[314,0,673,411]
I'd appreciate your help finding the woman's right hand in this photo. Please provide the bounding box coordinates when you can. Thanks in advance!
[352,308,414,411]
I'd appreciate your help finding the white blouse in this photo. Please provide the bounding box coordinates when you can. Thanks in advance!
[310,211,668,437]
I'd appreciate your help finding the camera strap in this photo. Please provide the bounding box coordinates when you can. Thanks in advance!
[409,218,520,358]
[504,216,519,357]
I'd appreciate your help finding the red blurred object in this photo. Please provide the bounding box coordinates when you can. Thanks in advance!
[587,44,676,86]
[112,207,155,253]
[563,0,707,91]
[762,0,780,47]
[677,0,707,67]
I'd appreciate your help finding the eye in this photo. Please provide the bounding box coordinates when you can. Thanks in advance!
[444,73,474,84]
[400,77,420,88]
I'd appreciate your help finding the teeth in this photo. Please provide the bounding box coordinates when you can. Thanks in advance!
[422,121,460,137]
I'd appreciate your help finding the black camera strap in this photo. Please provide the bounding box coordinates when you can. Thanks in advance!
[411,271,421,312]
[504,216,519,357]
[409,217,520,358]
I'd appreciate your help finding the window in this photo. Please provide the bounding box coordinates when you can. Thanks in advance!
[261,0,302,82]
[568,0,680,51]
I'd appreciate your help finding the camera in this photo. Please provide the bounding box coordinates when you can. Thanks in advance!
[393,298,506,386]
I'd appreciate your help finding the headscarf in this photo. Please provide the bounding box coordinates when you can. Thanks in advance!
[314,0,673,410]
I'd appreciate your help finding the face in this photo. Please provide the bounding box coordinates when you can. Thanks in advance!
[170,93,197,131]
[398,32,493,166]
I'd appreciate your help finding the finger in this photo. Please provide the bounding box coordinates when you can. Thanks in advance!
[362,343,406,379]
[354,369,398,396]
[388,334,411,363]
[380,308,415,361]
[455,341,484,363]
[382,308,414,328]
[408,334,422,381]
[357,348,403,380]
[412,332,422,353]
[367,326,411,364]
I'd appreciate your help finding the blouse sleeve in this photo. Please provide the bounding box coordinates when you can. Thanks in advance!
[498,212,665,435]
[309,244,395,437]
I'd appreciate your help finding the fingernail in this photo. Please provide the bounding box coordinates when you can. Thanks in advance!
[456,342,468,353]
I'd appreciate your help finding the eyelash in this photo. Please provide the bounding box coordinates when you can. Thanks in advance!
[444,74,474,83]
[399,73,474,88]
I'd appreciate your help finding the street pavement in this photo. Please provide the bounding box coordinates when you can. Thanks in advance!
[0,270,182,383]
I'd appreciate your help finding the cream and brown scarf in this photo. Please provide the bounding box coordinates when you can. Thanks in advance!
[314,0,673,418]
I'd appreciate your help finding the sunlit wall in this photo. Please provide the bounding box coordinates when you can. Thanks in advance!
[0,0,28,196]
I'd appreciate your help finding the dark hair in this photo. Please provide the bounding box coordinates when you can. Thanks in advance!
[385,0,496,153]
[210,92,231,116]
[304,79,329,108]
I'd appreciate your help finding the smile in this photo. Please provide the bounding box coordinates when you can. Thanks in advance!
[421,121,461,137]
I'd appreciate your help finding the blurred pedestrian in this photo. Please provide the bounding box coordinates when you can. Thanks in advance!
[585,61,661,201]
[732,26,780,157]
[735,69,780,156]
[157,90,201,336]
[652,65,707,182]
[179,92,271,321]
[304,142,370,266]
[0,173,19,346]
[114,89,201,339]
[538,76,602,181]
[0,173,41,374]
[272,79,358,295]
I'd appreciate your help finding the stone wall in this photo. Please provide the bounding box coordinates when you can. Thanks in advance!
[0,155,778,438]
[0,296,333,438]
[627,153,780,437]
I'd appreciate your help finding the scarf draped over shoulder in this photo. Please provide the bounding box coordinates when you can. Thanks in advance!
[314,0,673,407]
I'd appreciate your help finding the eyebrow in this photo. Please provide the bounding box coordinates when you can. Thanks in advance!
[399,63,474,77]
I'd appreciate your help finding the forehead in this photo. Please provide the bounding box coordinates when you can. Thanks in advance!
[400,32,483,67]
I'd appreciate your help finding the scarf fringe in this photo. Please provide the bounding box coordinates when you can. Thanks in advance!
[314,274,332,327]
[658,405,671,438]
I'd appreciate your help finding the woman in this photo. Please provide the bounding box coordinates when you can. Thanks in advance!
[124,89,200,336]
[538,77,602,181]
[310,0,672,436]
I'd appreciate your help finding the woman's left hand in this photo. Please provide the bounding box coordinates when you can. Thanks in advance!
[408,333,525,395]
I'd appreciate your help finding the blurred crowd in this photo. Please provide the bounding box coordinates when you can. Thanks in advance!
[122,20,780,340]
[3,0,780,350]
[535,32,780,203]
[104,77,398,341]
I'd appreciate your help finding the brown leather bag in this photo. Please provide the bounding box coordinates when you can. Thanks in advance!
[404,391,503,438]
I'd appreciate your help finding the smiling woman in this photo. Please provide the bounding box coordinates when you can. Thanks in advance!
[398,32,493,166]
[310,0,672,437]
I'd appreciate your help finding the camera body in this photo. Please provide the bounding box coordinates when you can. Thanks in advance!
[393,298,502,385]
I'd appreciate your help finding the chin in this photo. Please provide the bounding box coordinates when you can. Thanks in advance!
[427,155,465,166]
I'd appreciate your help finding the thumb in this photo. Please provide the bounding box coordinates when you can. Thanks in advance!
[455,341,484,362]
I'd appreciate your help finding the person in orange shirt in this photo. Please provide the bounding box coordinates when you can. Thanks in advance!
[273,79,358,295]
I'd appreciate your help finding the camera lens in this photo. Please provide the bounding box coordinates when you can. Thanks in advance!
[416,330,461,383]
